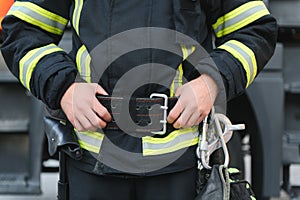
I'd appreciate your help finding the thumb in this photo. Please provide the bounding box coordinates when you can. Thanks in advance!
[95,84,108,95]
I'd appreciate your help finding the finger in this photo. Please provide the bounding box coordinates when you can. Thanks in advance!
[173,107,194,129]
[86,109,108,129]
[167,100,184,124]
[197,115,205,125]
[73,115,91,131]
[93,98,112,122]
[183,110,201,128]
[175,108,208,128]
[172,112,185,129]
[198,108,210,123]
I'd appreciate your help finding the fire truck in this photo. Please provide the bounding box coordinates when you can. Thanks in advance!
[0,0,299,199]
[0,0,70,194]
[227,1,300,199]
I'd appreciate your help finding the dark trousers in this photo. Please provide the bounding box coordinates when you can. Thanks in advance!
[66,161,197,200]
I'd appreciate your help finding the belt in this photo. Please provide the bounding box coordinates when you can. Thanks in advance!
[97,93,178,135]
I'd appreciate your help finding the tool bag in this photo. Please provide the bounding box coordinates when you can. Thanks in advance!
[195,165,256,200]
[195,110,256,200]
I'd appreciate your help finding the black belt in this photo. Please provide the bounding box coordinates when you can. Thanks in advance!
[97,94,178,135]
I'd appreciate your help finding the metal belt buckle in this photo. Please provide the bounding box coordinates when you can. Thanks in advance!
[150,93,168,135]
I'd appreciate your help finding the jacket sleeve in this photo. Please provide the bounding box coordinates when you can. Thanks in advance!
[0,0,77,109]
[207,0,278,101]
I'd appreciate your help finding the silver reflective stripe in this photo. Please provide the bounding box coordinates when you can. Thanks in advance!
[170,70,182,97]
[183,46,195,60]
[170,45,195,97]
[213,1,270,37]
[72,0,84,35]
[75,130,104,154]
[224,42,254,82]
[142,127,199,156]
[218,40,257,87]
[76,45,91,83]
[8,1,67,35]
[19,44,63,90]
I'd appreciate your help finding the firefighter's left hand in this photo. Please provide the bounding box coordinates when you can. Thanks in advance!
[167,74,218,128]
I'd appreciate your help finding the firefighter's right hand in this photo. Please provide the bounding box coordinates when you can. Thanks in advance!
[60,83,112,131]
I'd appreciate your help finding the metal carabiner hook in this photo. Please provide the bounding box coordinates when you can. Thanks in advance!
[214,115,230,168]
[197,109,245,169]
[196,115,211,169]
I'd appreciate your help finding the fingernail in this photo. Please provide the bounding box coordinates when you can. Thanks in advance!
[174,123,180,129]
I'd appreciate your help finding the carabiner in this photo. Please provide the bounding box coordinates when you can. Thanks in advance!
[197,108,245,169]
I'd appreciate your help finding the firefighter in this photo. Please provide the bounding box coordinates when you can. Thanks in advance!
[1,0,277,199]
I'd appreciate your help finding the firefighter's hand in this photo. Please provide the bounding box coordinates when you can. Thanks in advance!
[167,74,218,129]
[60,83,112,131]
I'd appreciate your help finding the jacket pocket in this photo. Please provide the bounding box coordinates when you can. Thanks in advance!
[172,0,207,45]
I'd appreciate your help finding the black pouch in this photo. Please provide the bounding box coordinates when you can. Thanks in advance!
[44,116,82,160]
[196,165,256,200]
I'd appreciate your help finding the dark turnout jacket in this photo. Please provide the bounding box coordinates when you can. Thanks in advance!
[1,0,277,175]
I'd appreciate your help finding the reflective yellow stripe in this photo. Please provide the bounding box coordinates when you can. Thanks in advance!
[143,138,198,156]
[72,0,84,35]
[250,196,256,200]
[8,1,67,35]
[218,40,257,87]
[19,44,63,90]
[170,64,183,97]
[78,140,100,154]
[182,45,189,60]
[77,130,104,140]
[246,183,250,189]
[76,130,104,154]
[228,167,240,174]
[170,45,195,97]
[76,45,91,83]
[213,1,270,38]
[143,127,198,144]
[142,127,198,156]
